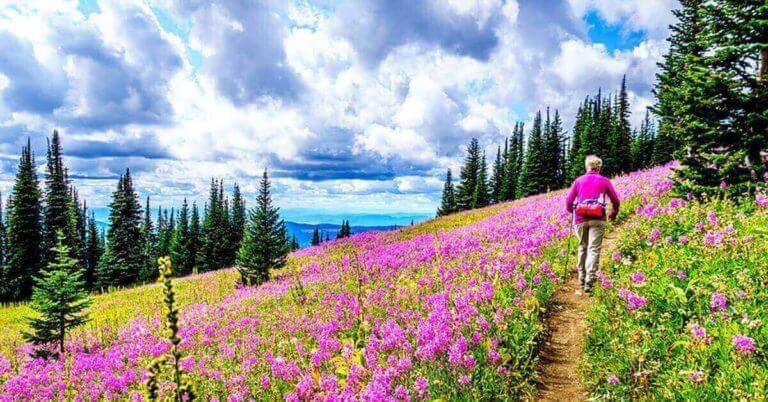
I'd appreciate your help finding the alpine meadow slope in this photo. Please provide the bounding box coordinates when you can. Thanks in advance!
[0,165,674,400]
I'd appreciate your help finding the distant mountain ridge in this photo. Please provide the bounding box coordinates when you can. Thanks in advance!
[91,219,405,248]
[285,221,401,247]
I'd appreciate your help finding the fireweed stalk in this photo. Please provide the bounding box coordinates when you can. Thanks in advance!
[0,166,674,400]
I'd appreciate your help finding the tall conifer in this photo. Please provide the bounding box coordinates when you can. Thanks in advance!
[4,139,43,301]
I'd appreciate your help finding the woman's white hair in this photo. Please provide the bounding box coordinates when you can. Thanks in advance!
[585,155,603,172]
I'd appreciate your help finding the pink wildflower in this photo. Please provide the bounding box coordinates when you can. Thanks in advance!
[607,375,619,385]
[732,335,756,354]
[630,272,646,284]
[689,370,704,384]
[710,292,728,312]
[647,228,661,244]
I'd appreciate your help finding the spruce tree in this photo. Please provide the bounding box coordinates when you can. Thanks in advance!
[654,0,767,194]
[614,76,634,174]
[490,145,504,203]
[4,139,43,301]
[24,231,91,356]
[84,212,102,288]
[139,197,157,282]
[0,194,6,292]
[567,103,587,183]
[170,199,191,276]
[311,227,320,246]
[291,235,299,251]
[229,183,246,260]
[236,169,288,285]
[518,111,548,197]
[69,192,87,269]
[97,169,145,287]
[43,130,75,266]
[437,169,457,216]
[200,179,230,271]
[189,202,201,273]
[472,152,490,208]
[455,138,481,211]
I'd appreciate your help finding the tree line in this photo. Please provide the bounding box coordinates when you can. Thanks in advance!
[0,131,291,303]
[438,76,673,216]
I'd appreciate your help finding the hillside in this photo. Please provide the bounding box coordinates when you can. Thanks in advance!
[0,165,679,400]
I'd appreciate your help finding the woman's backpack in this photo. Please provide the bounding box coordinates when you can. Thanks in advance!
[575,194,606,219]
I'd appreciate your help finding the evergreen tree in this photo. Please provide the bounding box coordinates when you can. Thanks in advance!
[455,138,481,211]
[0,194,6,292]
[4,139,43,301]
[97,169,145,287]
[325,231,330,242]
[501,123,523,201]
[200,179,230,271]
[542,108,565,190]
[436,169,457,216]
[567,103,586,183]
[632,110,657,169]
[43,130,75,265]
[189,202,201,273]
[84,212,102,287]
[311,227,320,246]
[229,183,246,260]
[490,145,504,203]
[654,0,767,194]
[24,231,90,356]
[69,192,87,269]
[613,75,634,174]
[518,111,548,197]
[236,169,288,285]
[139,197,157,282]
[472,152,490,208]
[170,199,192,276]
[290,235,300,251]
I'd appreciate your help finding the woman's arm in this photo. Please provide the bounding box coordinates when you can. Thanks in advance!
[565,180,579,213]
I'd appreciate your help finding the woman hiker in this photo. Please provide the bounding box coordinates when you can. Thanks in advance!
[565,155,620,294]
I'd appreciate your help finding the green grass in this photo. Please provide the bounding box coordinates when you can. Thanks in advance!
[583,196,768,400]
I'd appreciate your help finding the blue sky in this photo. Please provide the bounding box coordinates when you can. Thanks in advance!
[0,0,676,223]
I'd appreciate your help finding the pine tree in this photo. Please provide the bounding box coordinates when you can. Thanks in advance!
[236,169,288,285]
[490,145,504,203]
[567,103,587,183]
[456,138,481,211]
[97,169,145,288]
[436,169,457,216]
[542,108,565,190]
[472,152,490,208]
[325,231,330,242]
[290,235,300,251]
[632,110,657,169]
[311,227,320,246]
[518,111,548,197]
[4,139,43,301]
[84,212,102,288]
[43,130,75,266]
[24,231,91,356]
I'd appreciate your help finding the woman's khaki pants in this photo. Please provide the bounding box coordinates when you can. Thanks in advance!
[574,219,605,290]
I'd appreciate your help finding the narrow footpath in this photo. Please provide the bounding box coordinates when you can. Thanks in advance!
[535,232,617,401]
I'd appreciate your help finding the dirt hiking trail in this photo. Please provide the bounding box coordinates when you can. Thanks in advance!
[535,231,617,401]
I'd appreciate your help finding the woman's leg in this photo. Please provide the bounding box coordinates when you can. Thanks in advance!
[584,220,606,291]
[574,222,589,288]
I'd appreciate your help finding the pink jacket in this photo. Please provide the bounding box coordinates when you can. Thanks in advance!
[565,171,620,224]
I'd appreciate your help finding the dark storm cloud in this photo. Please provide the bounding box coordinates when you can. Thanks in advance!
[332,0,503,66]
[170,0,304,104]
